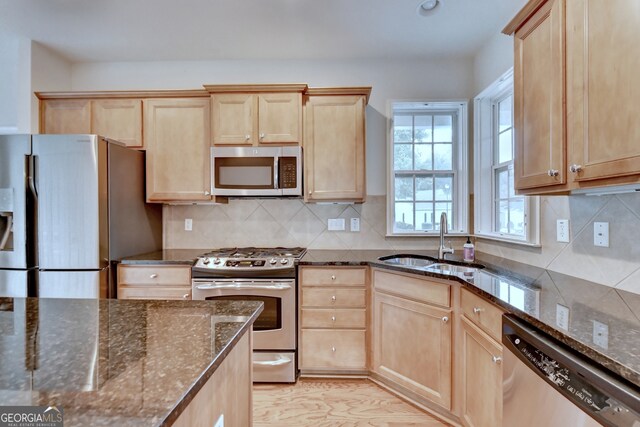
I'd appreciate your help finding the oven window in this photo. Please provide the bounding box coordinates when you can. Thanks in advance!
[204,295,281,331]
[215,157,274,189]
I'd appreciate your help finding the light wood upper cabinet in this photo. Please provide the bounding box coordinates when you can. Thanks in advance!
[304,89,370,203]
[41,99,91,134]
[566,0,640,183]
[207,84,306,146]
[144,98,212,202]
[92,99,143,148]
[507,0,566,192]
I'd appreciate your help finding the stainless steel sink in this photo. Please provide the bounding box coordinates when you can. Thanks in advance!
[378,256,435,268]
[424,263,479,276]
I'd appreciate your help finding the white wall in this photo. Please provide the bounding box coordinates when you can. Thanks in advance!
[472,31,515,96]
[0,33,32,133]
[72,58,474,195]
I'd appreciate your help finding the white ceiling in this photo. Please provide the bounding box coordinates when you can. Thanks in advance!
[0,0,525,63]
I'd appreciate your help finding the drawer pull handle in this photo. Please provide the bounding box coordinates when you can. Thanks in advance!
[331,316,336,322]
[442,316,449,323]
[331,347,336,353]
[331,295,336,302]
[182,293,189,299]
[331,275,336,280]
[473,307,484,314]
[150,274,158,279]
[492,356,502,364]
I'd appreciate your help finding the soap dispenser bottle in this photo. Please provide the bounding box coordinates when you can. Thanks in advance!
[463,237,475,263]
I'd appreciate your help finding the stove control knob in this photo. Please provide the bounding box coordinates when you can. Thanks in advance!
[269,258,278,265]
[213,258,221,265]
[280,258,288,265]
[202,257,211,265]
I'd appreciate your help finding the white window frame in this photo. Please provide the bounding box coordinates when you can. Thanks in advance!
[474,69,540,246]
[386,100,469,236]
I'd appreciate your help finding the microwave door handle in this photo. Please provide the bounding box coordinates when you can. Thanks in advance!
[274,156,279,189]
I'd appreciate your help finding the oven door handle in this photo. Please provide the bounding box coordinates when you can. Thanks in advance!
[253,357,292,367]
[195,283,292,291]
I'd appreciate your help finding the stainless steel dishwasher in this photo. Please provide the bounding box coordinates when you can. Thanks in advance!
[503,315,640,427]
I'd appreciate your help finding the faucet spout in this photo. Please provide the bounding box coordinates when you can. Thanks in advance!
[438,212,454,260]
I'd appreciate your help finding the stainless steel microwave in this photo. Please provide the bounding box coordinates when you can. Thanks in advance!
[211,146,302,196]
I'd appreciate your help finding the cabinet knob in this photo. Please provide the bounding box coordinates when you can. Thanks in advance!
[259,133,265,140]
[492,356,502,364]
[569,164,583,173]
[245,134,251,141]
[308,191,312,196]
[442,316,449,323]
[149,273,158,279]
[182,293,189,300]
[331,316,336,322]
[331,295,336,302]
[331,346,336,353]
[473,307,484,314]
[204,190,210,196]
[547,169,559,177]
[331,275,336,280]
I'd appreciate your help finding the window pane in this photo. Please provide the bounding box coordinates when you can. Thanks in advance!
[497,169,509,199]
[434,115,453,142]
[435,176,453,200]
[394,115,412,142]
[508,165,515,197]
[394,202,414,231]
[509,198,525,236]
[497,200,509,233]
[416,203,434,231]
[434,202,452,230]
[498,129,513,164]
[416,177,433,201]
[414,144,432,170]
[415,115,432,142]
[395,176,413,200]
[499,95,512,132]
[434,144,452,170]
[394,144,412,171]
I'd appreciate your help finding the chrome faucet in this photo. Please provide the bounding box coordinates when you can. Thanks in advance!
[438,212,454,260]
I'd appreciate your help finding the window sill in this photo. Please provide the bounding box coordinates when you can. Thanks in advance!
[474,233,541,248]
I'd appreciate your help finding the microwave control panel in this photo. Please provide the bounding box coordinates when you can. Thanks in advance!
[279,157,297,189]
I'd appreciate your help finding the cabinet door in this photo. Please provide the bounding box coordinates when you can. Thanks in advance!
[144,98,211,201]
[372,291,452,410]
[258,92,301,144]
[92,99,143,148]
[567,0,640,182]
[304,95,366,202]
[461,317,503,427]
[211,93,255,145]
[41,99,91,134]
[514,0,566,191]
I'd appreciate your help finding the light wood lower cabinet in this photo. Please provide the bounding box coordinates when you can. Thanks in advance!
[460,316,503,427]
[372,289,452,411]
[299,266,368,373]
[173,331,252,427]
[117,264,191,300]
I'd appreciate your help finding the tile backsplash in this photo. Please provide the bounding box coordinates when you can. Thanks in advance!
[164,193,640,295]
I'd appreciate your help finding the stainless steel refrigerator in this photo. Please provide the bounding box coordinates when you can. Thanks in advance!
[0,134,162,298]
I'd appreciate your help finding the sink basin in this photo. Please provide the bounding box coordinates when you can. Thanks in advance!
[424,263,479,276]
[378,256,435,268]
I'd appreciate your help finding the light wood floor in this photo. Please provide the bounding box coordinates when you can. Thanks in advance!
[253,378,450,427]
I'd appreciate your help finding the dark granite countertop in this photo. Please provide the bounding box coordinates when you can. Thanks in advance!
[299,249,640,387]
[119,249,204,265]
[0,298,262,426]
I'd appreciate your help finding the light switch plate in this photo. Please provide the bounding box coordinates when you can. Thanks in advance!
[328,218,345,231]
[350,218,360,232]
[556,304,570,330]
[556,219,570,242]
[594,222,609,247]
[184,218,193,231]
[593,320,609,349]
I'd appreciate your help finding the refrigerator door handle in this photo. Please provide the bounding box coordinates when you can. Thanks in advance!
[28,155,38,198]
[0,213,11,250]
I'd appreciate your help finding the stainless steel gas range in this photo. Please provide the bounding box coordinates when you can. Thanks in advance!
[192,247,306,383]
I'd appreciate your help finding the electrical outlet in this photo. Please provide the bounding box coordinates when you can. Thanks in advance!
[350,218,360,232]
[556,304,570,330]
[556,219,570,242]
[328,218,345,231]
[593,320,609,349]
[594,222,609,247]
[184,218,193,231]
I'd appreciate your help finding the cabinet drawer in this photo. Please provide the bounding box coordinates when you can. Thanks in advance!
[118,265,191,286]
[300,267,366,286]
[301,288,366,308]
[373,269,450,307]
[301,308,366,329]
[118,286,191,300]
[300,330,366,369]
[461,288,505,341]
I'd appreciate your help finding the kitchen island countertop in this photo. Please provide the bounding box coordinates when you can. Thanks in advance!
[0,297,262,426]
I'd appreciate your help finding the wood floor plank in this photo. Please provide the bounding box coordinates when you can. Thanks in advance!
[253,378,450,426]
